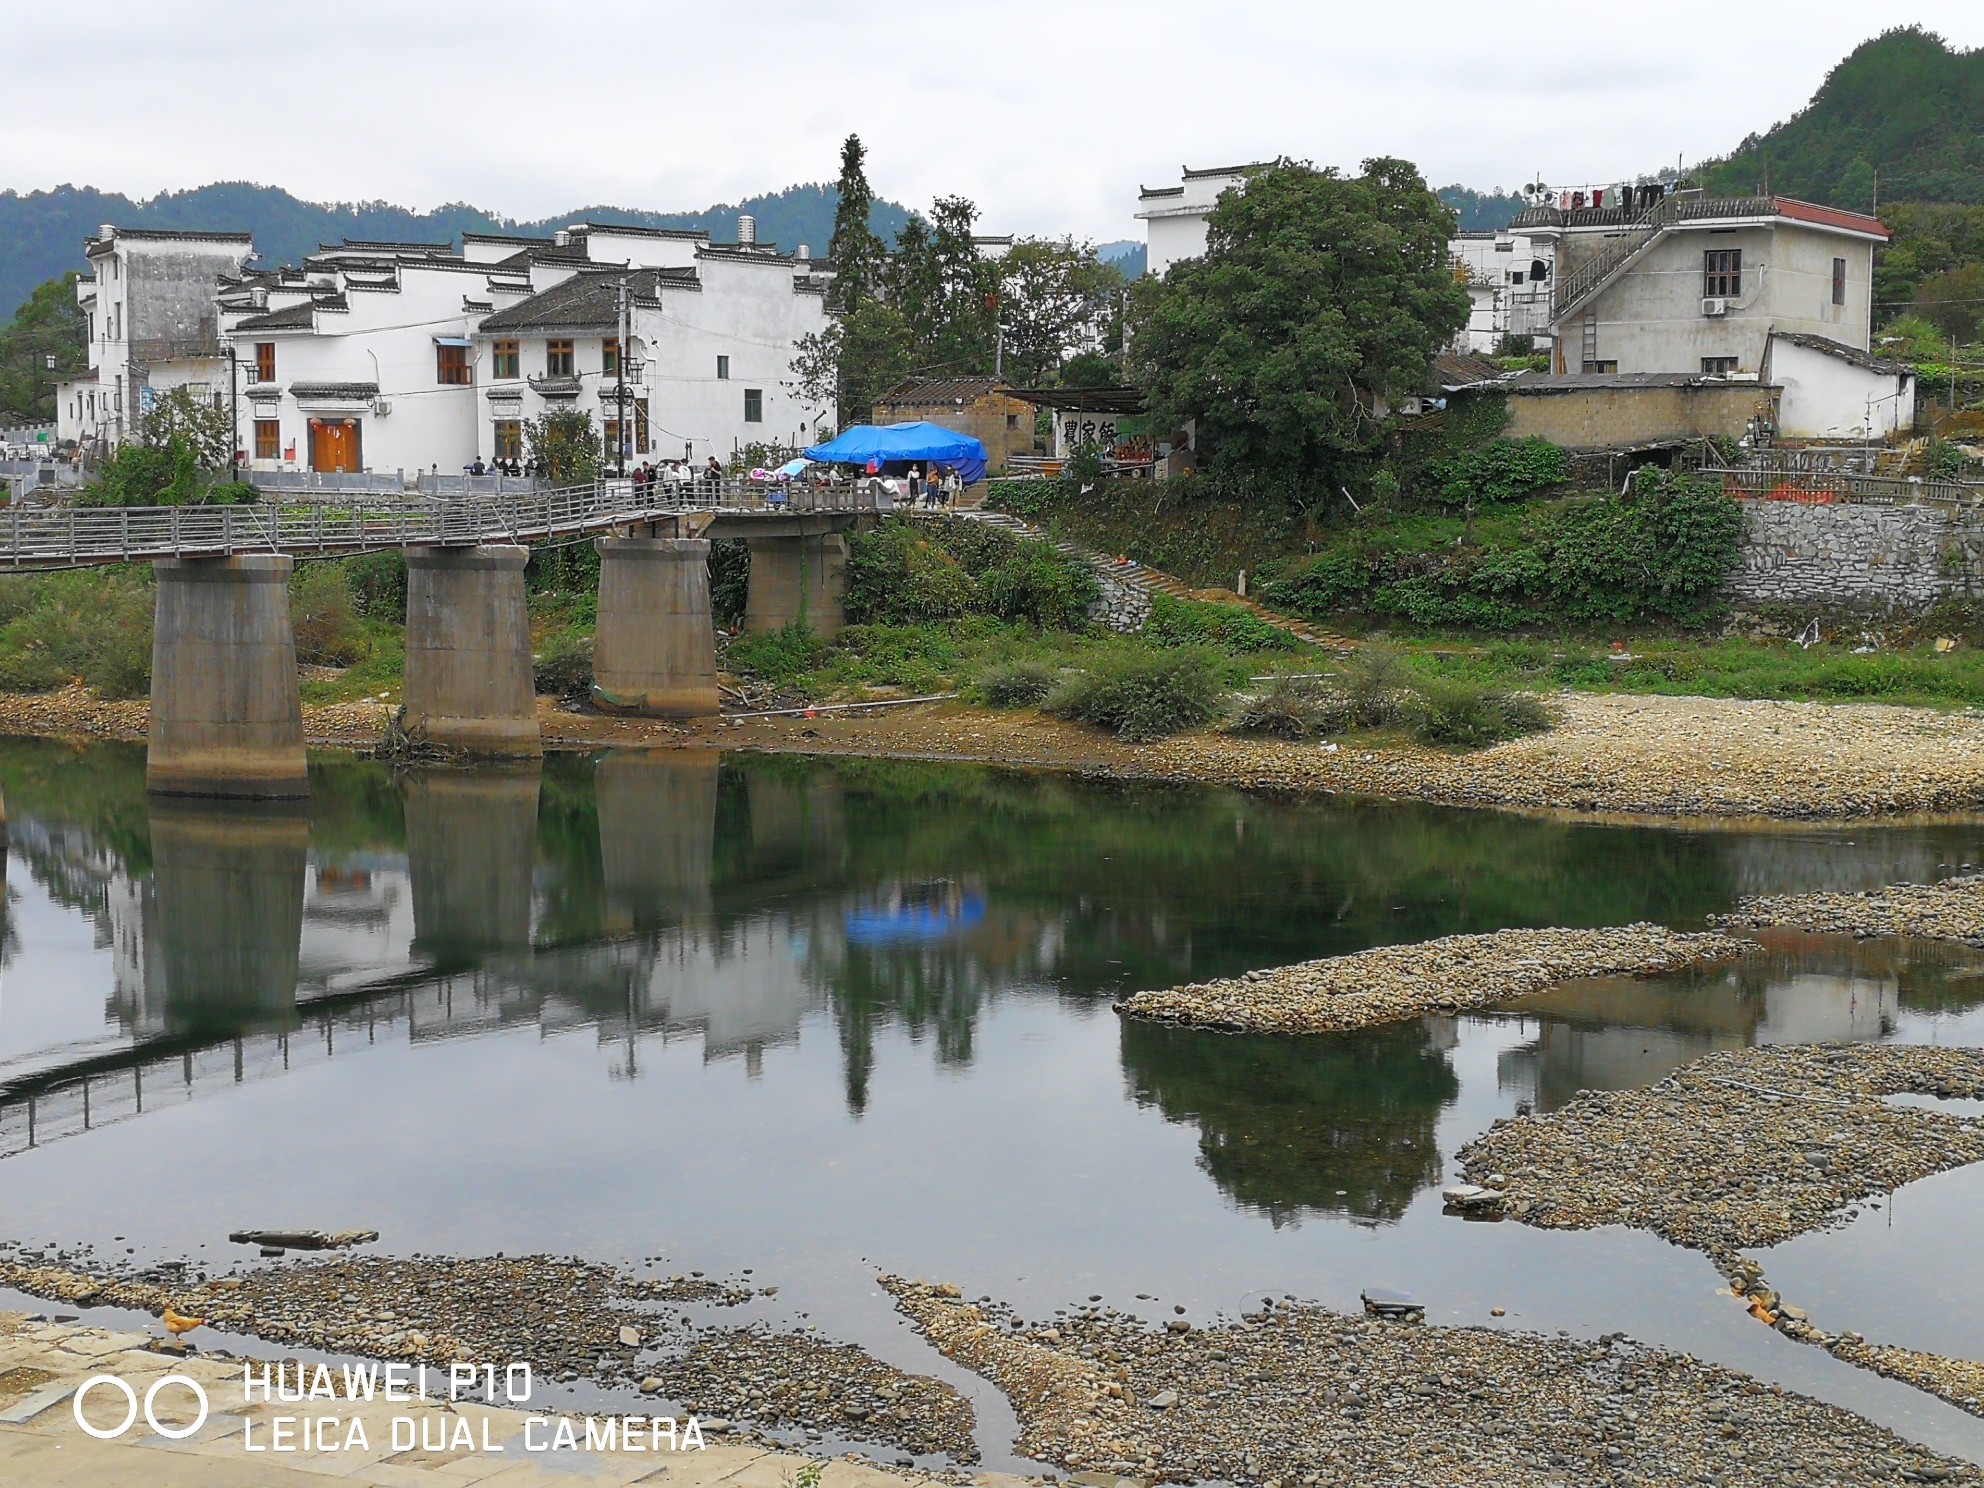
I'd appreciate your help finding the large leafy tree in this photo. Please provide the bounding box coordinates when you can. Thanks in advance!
[789,300,915,431]
[1128,158,1468,485]
[825,134,885,315]
[995,239,1125,385]
[143,386,234,469]
[524,408,601,484]
[0,272,87,423]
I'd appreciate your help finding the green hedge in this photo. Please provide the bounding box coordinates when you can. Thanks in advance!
[1260,472,1743,630]
[844,516,1098,630]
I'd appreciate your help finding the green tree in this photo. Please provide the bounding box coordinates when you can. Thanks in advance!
[790,300,916,429]
[1128,157,1469,491]
[143,386,234,470]
[924,196,997,374]
[994,239,1125,385]
[1913,261,1984,342]
[826,134,885,315]
[0,272,87,423]
[525,408,602,485]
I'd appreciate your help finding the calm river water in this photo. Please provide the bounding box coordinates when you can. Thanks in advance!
[0,739,1982,1462]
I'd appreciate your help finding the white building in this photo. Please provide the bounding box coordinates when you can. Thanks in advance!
[55,370,101,450]
[1133,163,1265,278]
[73,225,255,456]
[207,221,831,477]
[1449,230,1556,353]
[1512,192,1907,439]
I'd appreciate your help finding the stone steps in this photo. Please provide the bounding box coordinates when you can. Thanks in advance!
[937,509,1354,651]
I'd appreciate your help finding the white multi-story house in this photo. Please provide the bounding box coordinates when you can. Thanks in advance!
[1450,230,1556,353]
[1510,192,1913,440]
[70,225,255,455]
[1133,163,1264,278]
[205,220,831,477]
[472,222,833,471]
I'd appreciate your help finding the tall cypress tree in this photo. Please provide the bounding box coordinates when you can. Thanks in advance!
[826,134,884,315]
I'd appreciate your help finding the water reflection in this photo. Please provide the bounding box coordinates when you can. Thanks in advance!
[1121,1018,1460,1226]
[0,737,1982,1219]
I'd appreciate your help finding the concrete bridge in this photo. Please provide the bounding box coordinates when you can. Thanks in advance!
[9,480,880,798]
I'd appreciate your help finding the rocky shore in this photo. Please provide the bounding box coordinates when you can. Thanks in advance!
[1455,1043,1984,1253]
[6,684,1984,822]
[1716,873,1984,945]
[883,1277,1980,1487]
[0,1250,975,1461]
[1116,924,1755,1033]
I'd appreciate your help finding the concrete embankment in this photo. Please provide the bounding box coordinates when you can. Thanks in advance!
[1116,925,1755,1034]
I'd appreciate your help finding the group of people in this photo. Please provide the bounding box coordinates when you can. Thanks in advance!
[466,458,533,478]
[902,465,964,508]
[629,457,726,496]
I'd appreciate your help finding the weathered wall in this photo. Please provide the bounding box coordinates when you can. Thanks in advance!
[1727,498,1984,610]
[1504,384,1771,448]
[871,391,1035,471]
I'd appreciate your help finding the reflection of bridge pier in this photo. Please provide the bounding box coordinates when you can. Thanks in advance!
[595,752,718,928]
[404,769,540,965]
[144,798,308,1037]
[746,770,846,874]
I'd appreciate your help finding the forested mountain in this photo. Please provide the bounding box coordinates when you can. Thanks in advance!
[1437,186,1528,233]
[1700,27,1984,210]
[0,181,913,319]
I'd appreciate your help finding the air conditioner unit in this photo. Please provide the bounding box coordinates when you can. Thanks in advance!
[372,400,392,417]
[1701,297,1729,317]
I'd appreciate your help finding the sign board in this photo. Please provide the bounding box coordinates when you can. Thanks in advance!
[1055,414,1120,458]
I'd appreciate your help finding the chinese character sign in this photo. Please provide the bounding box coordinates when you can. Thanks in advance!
[1056,416,1119,458]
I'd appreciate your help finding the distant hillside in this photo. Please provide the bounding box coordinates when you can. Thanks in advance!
[0,181,914,319]
[1437,185,1527,233]
[1700,27,1984,209]
[1097,240,1146,279]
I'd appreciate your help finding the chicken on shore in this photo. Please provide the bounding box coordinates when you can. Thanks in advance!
[161,1305,205,1339]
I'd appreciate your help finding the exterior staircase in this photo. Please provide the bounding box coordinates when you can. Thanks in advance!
[939,508,1355,650]
[1550,195,1678,326]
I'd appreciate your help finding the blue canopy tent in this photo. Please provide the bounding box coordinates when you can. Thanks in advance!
[802,422,988,484]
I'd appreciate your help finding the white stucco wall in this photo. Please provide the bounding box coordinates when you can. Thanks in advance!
[1569,221,1877,376]
[1768,336,1916,440]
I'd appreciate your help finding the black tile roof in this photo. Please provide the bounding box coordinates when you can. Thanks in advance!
[1771,330,1907,376]
[232,298,337,330]
[477,267,699,332]
[290,382,379,401]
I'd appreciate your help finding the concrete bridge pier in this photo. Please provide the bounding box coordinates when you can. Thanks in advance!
[147,555,310,799]
[744,531,848,638]
[591,536,720,717]
[402,544,541,757]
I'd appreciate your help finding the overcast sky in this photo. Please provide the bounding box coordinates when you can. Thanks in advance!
[3,1,1978,242]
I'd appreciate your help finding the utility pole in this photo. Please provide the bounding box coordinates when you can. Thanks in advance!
[616,277,629,478]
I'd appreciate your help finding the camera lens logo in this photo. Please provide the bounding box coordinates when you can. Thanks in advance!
[73,1374,210,1440]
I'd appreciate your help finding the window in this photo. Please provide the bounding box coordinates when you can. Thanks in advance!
[1703,248,1742,299]
[716,354,730,380]
[493,419,522,462]
[492,340,519,379]
[436,344,472,386]
[254,342,275,383]
[1510,270,1525,285]
[1833,257,1847,306]
[254,419,279,460]
[1701,356,1739,376]
[545,339,574,376]
[1581,360,1618,374]
[744,388,763,423]
[603,338,619,376]
[1006,413,1020,429]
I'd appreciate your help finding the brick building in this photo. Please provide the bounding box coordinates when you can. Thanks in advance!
[870,376,1035,473]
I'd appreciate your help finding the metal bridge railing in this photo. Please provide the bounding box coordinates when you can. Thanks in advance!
[0,479,881,569]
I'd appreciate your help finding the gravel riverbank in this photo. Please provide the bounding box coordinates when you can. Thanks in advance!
[7,685,1984,822]
[0,1250,976,1461]
[1455,1043,1984,1253]
[882,1276,1980,1487]
[1716,873,1984,945]
[1116,925,1755,1033]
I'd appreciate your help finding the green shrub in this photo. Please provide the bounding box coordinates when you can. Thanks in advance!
[0,569,154,697]
[342,551,409,620]
[1046,646,1227,742]
[1429,437,1569,507]
[532,629,593,698]
[724,623,829,682]
[291,565,362,666]
[845,517,1097,629]
[1231,675,1354,739]
[1146,593,1295,652]
[1406,677,1552,748]
[1338,645,1406,727]
[709,539,749,627]
[975,659,1056,708]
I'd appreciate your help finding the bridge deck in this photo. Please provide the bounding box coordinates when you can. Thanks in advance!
[0,480,882,569]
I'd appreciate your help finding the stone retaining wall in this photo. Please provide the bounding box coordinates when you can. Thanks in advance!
[1726,498,1984,610]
